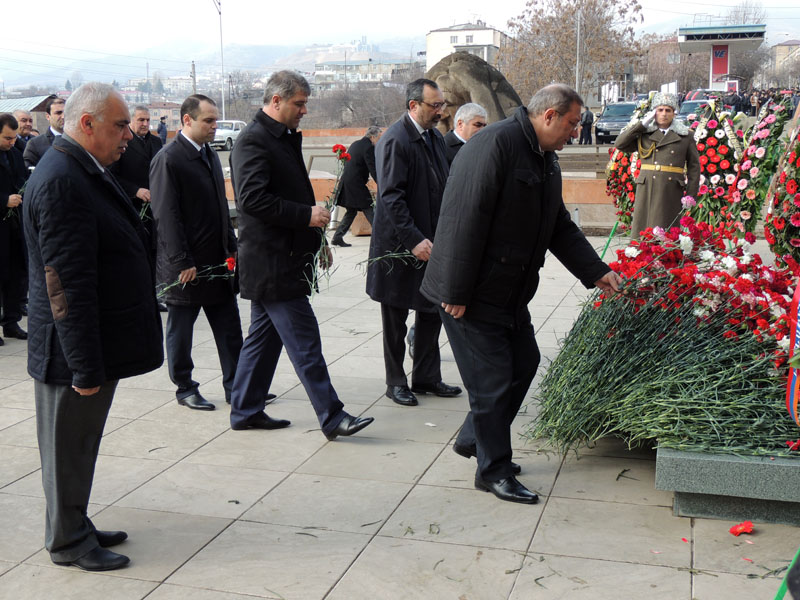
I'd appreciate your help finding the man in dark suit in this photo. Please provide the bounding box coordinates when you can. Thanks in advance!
[366,78,461,408]
[330,125,382,247]
[24,82,164,571]
[23,95,65,168]
[0,113,28,344]
[229,70,373,440]
[150,94,242,411]
[13,109,35,153]
[421,84,621,503]
[443,102,487,165]
[157,116,168,145]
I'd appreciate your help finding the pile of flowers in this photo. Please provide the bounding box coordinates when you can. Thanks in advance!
[528,218,800,456]
[725,94,794,235]
[764,125,800,266]
[686,100,743,228]
[605,148,637,232]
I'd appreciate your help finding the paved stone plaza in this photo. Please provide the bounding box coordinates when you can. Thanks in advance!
[0,236,796,599]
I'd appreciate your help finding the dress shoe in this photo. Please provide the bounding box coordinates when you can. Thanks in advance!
[226,393,276,405]
[3,323,27,340]
[157,302,169,312]
[231,411,291,431]
[411,381,462,397]
[386,385,418,406]
[53,546,130,572]
[453,443,521,475]
[177,392,215,411]
[96,530,128,548]
[331,237,351,247]
[325,414,374,440]
[474,475,539,504]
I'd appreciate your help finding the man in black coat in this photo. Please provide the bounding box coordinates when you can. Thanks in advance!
[330,125,381,247]
[443,102,487,165]
[13,109,35,154]
[23,95,65,168]
[421,84,622,504]
[366,78,461,408]
[150,94,241,411]
[24,83,164,571]
[228,70,373,440]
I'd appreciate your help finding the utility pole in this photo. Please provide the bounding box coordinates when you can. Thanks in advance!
[575,8,581,97]
[211,0,225,119]
[191,61,197,94]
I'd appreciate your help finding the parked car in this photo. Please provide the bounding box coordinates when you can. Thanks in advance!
[211,120,247,151]
[594,102,637,144]
[674,100,709,127]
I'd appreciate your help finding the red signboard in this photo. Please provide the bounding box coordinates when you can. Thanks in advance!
[712,45,729,78]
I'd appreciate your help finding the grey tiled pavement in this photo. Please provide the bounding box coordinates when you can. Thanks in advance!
[0,235,795,599]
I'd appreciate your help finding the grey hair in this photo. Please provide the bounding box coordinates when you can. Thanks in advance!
[132,105,150,115]
[12,109,31,119]
[454,103,487,126]
[263,70,310,103]
[527,84,583,117]
[366,125,382,139]
[64,82,118,132]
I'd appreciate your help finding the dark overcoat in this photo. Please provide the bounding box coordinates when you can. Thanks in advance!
[149,133,237,306]
[23,135,163,387]
[23,128,56,168]
[367,113,448,311]
[615,121,701,235]
[230,110,320,302]
[337,136,376,210]
[109,130,163,209]
[0,146,27,282]
[443,130,464,166]
[421,106,610,327]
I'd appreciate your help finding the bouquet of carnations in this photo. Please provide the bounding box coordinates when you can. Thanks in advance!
[765,123,800,266]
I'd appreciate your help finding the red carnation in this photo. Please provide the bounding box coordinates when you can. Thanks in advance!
[226,256,236,271]
[332,144,346,153]
[719,160,730,170]
[706,147,717,157]
[707,163,717,174]
[788,180,798,195]
[341,152,352,161]
[718,145,729,155]
[729,521,754,536]
[707,137,718,147]
[775,217,786,231]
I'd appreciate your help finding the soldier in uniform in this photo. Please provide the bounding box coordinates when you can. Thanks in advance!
[615,92,700,236]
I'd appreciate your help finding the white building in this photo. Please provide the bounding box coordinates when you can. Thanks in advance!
[425,21,509,71]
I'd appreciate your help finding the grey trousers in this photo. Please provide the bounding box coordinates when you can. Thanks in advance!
[35,379,117,562]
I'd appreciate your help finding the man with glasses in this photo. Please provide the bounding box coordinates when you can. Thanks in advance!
[367,78,462,408]
[444,102,487,166]
[421,84,621,503]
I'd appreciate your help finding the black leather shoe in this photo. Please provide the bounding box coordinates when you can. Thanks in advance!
[177,392,215,411]
[231,411,291,431]
[475,475,539,504]
[53,546,130,571]
[226,393,276,405]
[96,530,128,548]
[331,237,351,247]
[453,443,521,475]
[386,385,418,406]
[411,381,462,397]
[3,324,27,340]
[325,414,374,440]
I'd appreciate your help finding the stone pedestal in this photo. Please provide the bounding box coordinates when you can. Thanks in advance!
[655,448,800,525]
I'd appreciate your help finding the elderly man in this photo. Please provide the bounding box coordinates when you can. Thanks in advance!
[13,109,35,153]
[24,83,164,570]
[421,84,622,504]
[367,78,461,408]
[229,70,373,440]
[330,125,382,247]
[23,95,65,168]
[443,102,487,165]
[614,92,700,235]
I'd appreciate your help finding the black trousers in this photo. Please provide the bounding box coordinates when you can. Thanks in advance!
[579,124,593,145]
[332,206,374,241]
[440,308,540,482]
[165,295,243,401]
[35,380,117,562]
[381,304,441,387]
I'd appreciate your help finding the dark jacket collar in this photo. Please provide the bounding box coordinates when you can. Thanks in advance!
[513,105,546,159]
[52,134,105,176]
[255,109,299,139]
[173,131,207,163]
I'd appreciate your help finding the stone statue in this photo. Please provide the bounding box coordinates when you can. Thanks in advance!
[425,52,523,134]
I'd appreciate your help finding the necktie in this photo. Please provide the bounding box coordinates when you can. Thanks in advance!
[200,145,212,170]
[424,130,441,177]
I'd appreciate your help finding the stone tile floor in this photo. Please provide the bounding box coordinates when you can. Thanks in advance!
[0,235,796,599]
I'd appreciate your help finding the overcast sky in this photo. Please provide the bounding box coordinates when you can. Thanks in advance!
[1,0,799,87]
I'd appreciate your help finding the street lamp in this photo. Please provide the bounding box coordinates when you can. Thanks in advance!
[211,0,225,119]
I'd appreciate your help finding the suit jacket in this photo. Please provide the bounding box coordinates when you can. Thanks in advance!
[14,135,32,155]
[150,133,237,306]
[23,135,163,386]
[367,113,448,311]
[615,121,700,235]
[0,147,27,281]
[443,130,464,166]
[337,136,376,210]
[109,130,163,208]
[230,110,319,301]
[23,128,56,168]
[421,106,610,327]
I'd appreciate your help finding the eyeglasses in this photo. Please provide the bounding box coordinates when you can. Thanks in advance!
[419,100,447,111]
[556,111,580,132]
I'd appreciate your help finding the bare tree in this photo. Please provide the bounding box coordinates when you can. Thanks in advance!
[724,0,768,88]
[725,0,766,25]
[498,0,643,102]
[636,34,709,93]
